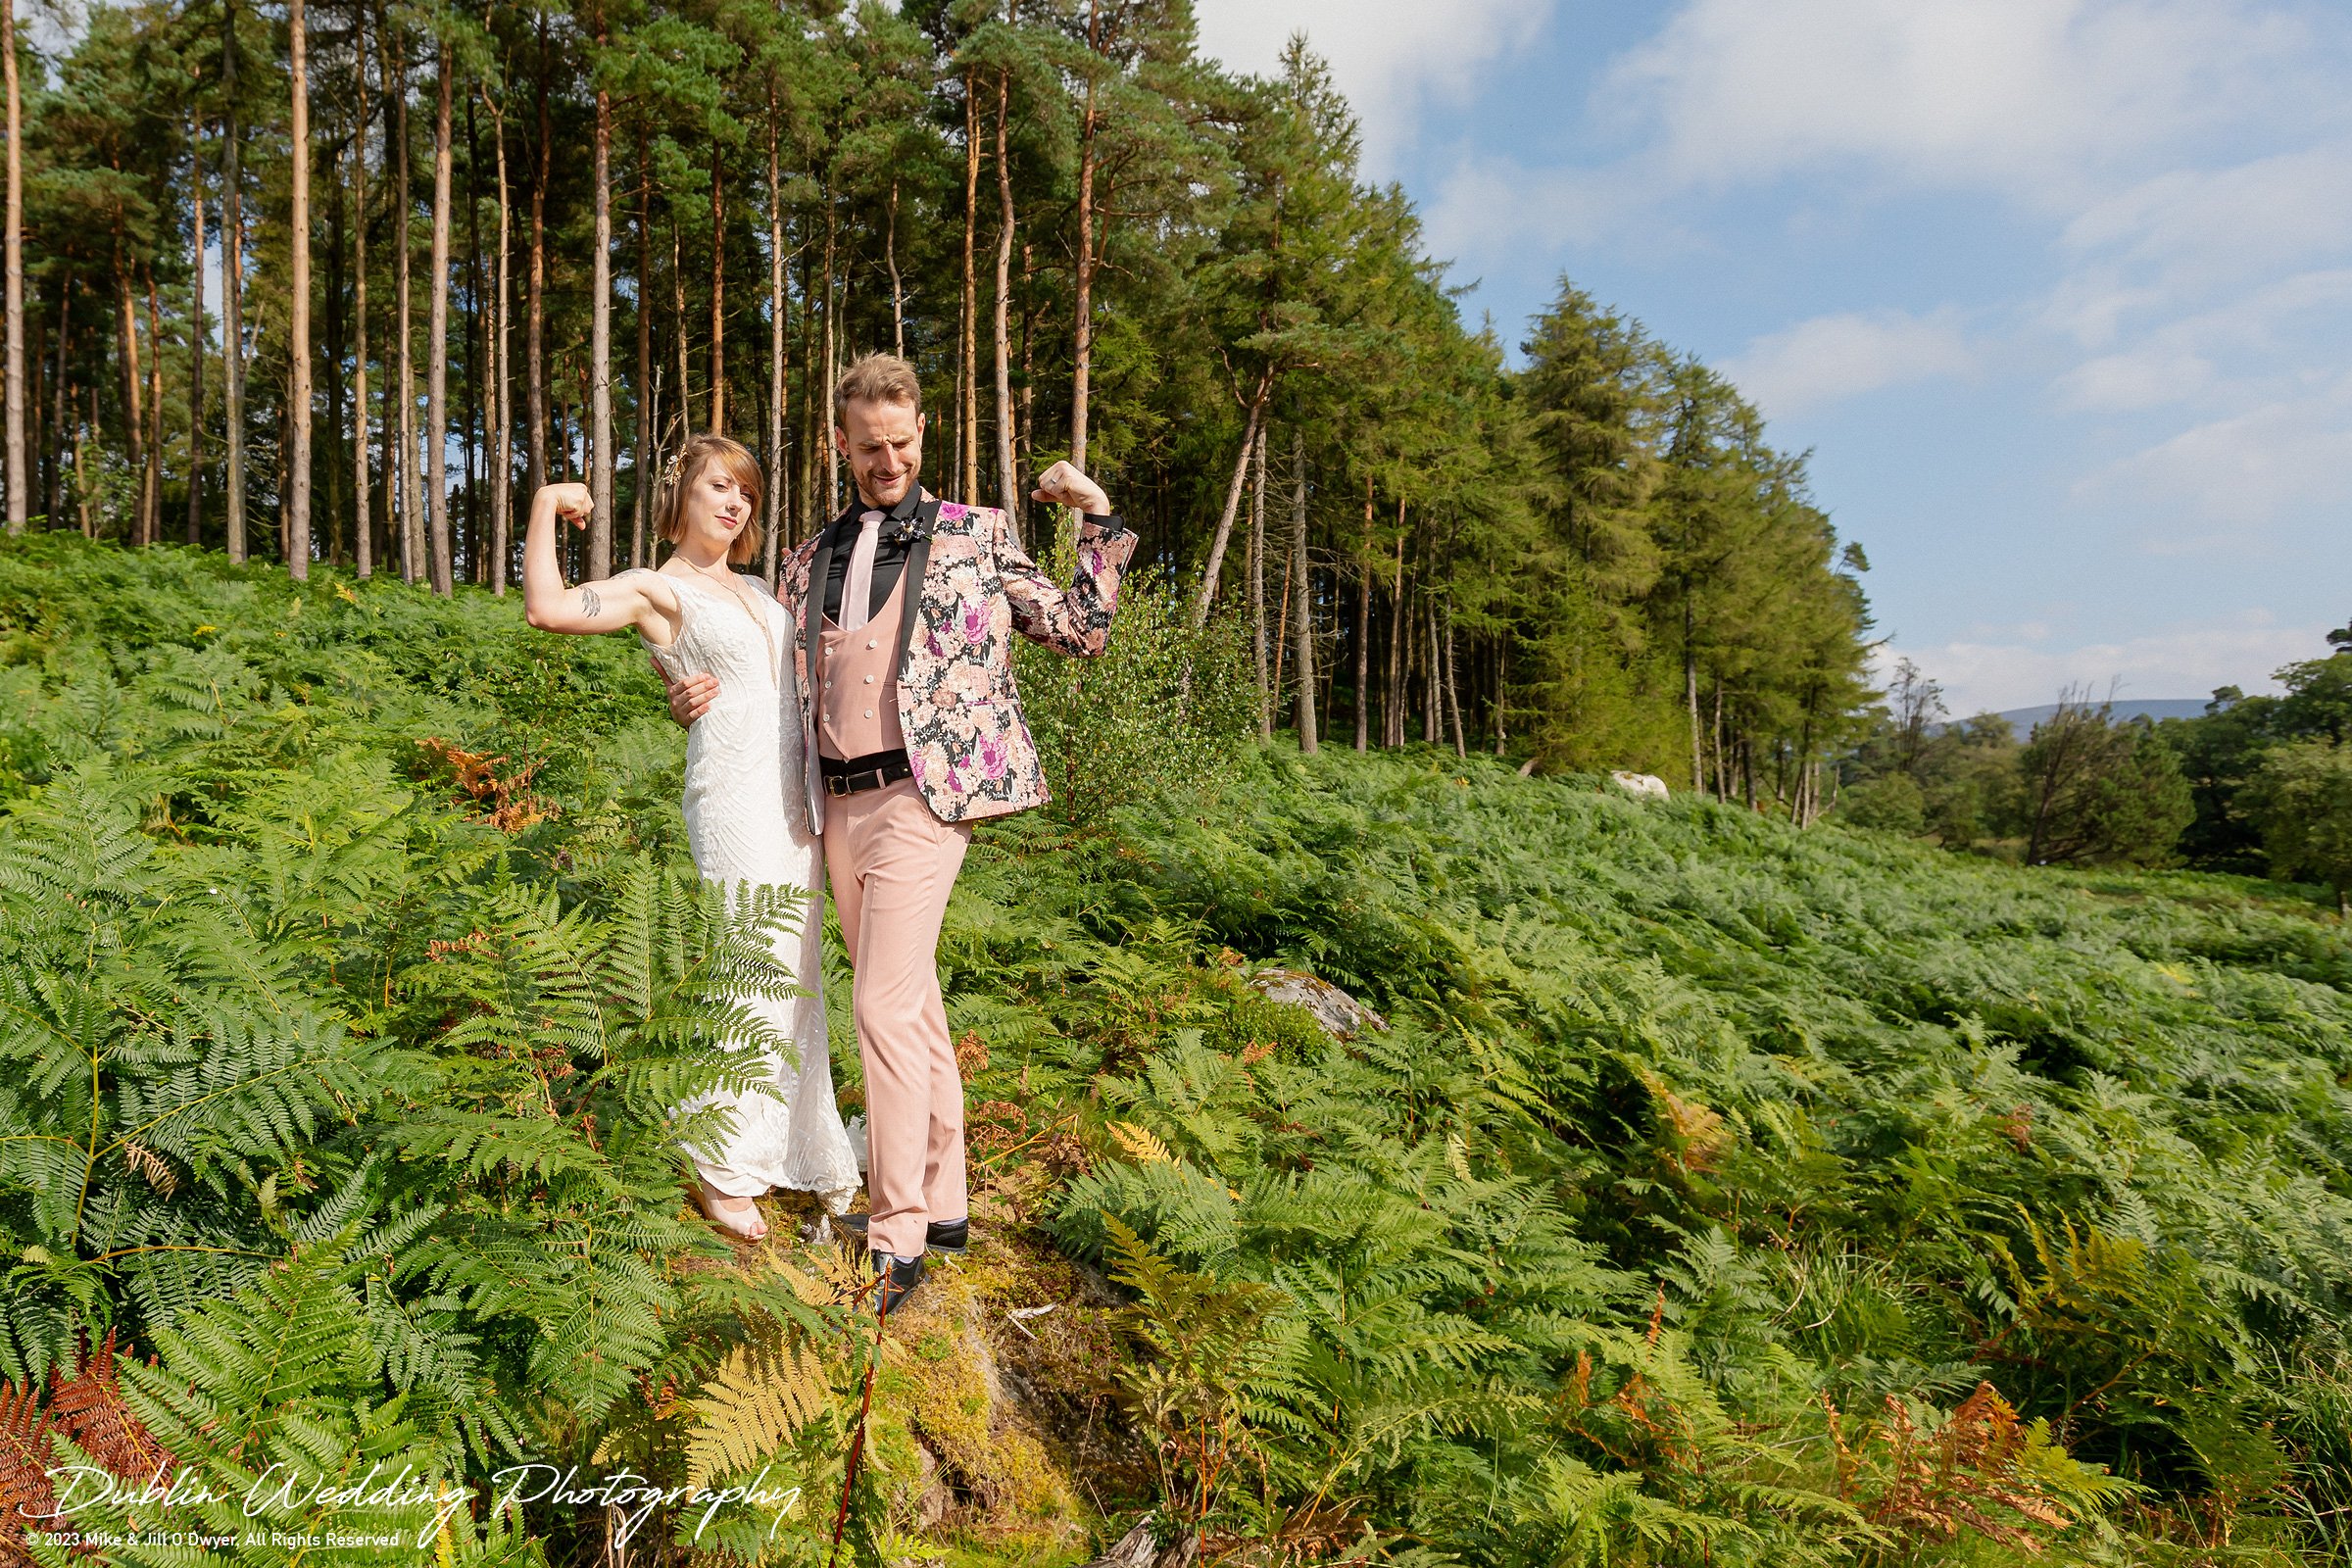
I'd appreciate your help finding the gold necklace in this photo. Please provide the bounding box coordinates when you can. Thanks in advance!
[672,561,780,684]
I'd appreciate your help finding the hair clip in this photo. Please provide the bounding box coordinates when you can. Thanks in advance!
[662,451,686,489]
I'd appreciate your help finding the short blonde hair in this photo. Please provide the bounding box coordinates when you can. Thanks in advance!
[834,353,922,424]
[656,433,764,565]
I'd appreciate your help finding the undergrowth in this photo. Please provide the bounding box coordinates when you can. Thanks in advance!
[2,535,2349,1567]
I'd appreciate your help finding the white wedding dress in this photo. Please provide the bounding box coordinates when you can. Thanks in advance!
[641,569,861,1212]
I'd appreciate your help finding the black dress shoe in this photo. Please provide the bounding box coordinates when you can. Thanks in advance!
[835,1213,969,1256]
[870,1250,926,1316]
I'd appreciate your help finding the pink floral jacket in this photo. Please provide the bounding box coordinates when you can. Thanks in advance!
[780,492,1137,827]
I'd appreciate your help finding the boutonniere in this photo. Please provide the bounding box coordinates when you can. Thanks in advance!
[887,514,934,546]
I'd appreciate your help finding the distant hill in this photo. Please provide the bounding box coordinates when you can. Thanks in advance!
[1989,698,2217,731]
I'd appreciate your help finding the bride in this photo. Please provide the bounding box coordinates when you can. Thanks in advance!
[520,434,861,1241]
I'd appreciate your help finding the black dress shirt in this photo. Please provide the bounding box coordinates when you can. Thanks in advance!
[820,488,927,624]
[820,488,1130,622]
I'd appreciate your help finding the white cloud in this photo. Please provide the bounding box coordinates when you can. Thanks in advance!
[1190,0,1557,173]
[1719,308,1977,417]
[2050,269,2352,408]
[1601,0,2320,204]
[2053,347,2214,412]
[2062,141,2352,291]
[1891,613,2322,713]
[2077,373,2352,533]
[1419,155,1663,282]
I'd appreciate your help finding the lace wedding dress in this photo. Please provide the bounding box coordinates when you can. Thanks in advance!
[642,569,861,1212]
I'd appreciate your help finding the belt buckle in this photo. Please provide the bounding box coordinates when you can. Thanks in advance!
[825,774,850,798]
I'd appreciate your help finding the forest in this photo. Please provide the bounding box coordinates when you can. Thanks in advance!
[0,0,1872,800]
[1835,640,2352,903]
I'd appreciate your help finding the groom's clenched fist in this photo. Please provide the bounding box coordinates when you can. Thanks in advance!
[1030,461,1110,516]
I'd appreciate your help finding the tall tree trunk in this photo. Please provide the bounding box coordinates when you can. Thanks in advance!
[324,139,345,561]
[111,244,145,543]
[19,290,29,514]
[141,268,162,546]
[884,175,904,359]
[286,0,312,577]
[75,381,91,533]
[587,40,612,579]
[2,0,23,533]
[1017,242,1034,491]
[670,219,688,439]
[708,147,723,432]
[276,357,289,560]
[1248,420,1267,738]
[1386,516,1406,746]
[423,41,451,594]
[487,88,511,592]
[1270,503,1291,703]
[186,121,205,544]
[1355,477,1371,752]
[1686,597,1703,793]
[1188,373,1269,625]
[351,72,370,576]
[1445,612,1465,758]
[991,71,1017,527]
[1068,48,1097,473]
[526,13,549,495]
[46,278,64,527]
[819,181,837,512]
[794,237,813,533]
[959,80,978,505]
[1422,606,1441,746]
[221,0,247,561]
[463,91,481,580]
[389,18,417,580]
[632,127,651,569]
[1291,430,1317,754]
[763,83,785,579]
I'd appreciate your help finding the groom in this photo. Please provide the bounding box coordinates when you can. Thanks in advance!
[662,353,1134,1312]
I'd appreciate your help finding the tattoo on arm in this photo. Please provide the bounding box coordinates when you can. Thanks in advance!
[579,585,604,622]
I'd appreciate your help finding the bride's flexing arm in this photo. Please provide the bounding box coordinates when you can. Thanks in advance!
[521,482,680,639]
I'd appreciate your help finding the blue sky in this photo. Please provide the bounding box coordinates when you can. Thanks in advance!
[1194,0,2352,715]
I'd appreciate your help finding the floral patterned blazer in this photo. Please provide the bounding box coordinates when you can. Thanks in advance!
[779,490,1138,828]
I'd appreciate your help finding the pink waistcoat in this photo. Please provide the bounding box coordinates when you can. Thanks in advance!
[816,571,910,760]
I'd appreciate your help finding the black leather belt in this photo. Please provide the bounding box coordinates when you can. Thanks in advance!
[820,749,914,797]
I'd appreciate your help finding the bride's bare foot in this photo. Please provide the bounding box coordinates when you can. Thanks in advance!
[698,1179,768,1241]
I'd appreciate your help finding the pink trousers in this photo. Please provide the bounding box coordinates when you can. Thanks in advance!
[823,778,973,1258]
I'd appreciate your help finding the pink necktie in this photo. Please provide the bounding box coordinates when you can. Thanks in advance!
[840,511,884,631]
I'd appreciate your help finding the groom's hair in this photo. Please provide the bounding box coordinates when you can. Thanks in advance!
[834,354,921,425]
[656,433,766,565]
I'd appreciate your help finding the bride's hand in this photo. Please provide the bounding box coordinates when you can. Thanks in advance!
[541,481,593,527]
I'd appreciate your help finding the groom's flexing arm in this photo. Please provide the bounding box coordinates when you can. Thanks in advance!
[1004,461,1138,657]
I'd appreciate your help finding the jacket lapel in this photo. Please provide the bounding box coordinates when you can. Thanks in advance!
[891,494,943,681]
[801,538,833,700]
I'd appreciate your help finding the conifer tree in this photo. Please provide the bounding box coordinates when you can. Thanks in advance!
[287,0,312,577]
[2,0,21,534]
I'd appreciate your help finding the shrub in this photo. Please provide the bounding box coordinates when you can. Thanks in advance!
[1014,566,1255,826]
[1837,771,1928,835]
